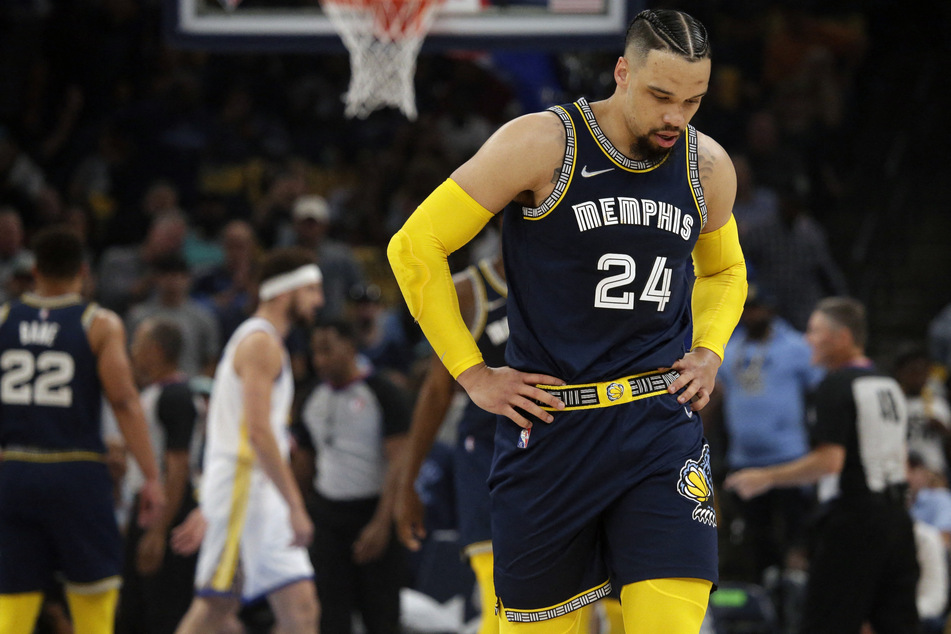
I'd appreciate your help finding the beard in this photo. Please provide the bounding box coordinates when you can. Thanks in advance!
[287,292,318,328]
[630,125,681,162]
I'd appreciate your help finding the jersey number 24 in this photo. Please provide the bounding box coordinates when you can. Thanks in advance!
[595,254,672,311]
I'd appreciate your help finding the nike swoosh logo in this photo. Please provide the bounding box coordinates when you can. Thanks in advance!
[581,165,615,178]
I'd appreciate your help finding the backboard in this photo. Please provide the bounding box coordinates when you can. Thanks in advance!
[165,0,637,52]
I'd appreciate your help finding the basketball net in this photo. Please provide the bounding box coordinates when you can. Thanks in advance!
[321,0,445,120]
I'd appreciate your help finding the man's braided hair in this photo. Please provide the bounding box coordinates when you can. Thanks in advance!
[625,9,710,61]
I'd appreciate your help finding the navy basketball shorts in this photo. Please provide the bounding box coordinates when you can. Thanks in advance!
[454,430,495,555]
[488,391,718,621]
[0,460,122,593]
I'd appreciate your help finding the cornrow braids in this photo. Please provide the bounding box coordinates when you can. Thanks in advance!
[625,9,710,61]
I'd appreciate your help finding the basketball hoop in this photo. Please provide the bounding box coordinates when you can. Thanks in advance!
[321,0,445,120]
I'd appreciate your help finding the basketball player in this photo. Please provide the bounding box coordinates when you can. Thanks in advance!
[0,226,166,634]
[175,247,322,634]
[726,298,919,633]
[388,9,746,632]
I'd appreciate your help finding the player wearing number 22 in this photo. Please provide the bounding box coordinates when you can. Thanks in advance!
[388,9,747,633]
[0,226,165,634]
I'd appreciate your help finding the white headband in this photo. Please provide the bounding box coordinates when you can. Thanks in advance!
[259,264,322,301]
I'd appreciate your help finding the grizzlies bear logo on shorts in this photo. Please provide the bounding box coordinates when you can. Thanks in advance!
[677,444,716,527]
[606,382,625,402]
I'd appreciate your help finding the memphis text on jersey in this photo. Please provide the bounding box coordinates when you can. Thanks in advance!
[571,197,694,240]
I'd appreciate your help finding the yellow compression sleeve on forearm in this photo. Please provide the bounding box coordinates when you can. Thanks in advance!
[691,215,748,362]
[387,178,495,378]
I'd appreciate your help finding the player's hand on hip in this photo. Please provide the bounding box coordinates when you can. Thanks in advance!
[137,478,167,529]
[457,363,566,429]
[289,506,314,548]
[668,347,722,411]
[394,475,427,552]
[724,468,773,500]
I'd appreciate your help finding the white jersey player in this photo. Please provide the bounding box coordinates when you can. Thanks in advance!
[175,248,324,634]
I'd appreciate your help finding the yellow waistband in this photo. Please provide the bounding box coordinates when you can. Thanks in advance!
[537,368,679,411]
[1,446,105,463]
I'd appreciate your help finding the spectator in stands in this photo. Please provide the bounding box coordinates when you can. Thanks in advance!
[894,347,951,477]
[730,154,779,237]
[104,179,180,248]
[192,219,259,341]
[125,253,220,377]
[0,207,30,303]
[97,211,188,314]
[928,305,951,380]
[0,126,46,214]
[2,251,34,302]
[251,167,306,248]
[346,282,420,388]
[741,175,847,330]
[292,319,410,634]
[715,286,821,587]
[287,194,364,321]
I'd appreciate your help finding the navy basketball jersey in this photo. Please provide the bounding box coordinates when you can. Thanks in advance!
[458,259,508,440]
[502,98,707,383]
[0,294,105,454]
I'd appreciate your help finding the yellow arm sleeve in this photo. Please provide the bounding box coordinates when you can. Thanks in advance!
[387,178,495,378]
[691,215,748,362]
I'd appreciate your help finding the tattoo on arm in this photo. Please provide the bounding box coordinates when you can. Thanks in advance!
[550,165,563,184]
[698,142,715,182]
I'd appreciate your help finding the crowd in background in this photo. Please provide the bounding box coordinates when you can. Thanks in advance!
[5,0,951,632]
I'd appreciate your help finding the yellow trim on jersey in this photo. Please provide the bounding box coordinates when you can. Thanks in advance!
[478,259,508,298]
[1,448,105,463]
[81,303,100,330]
[500,580,612,623]
[523,105,577,221]
[0,302,9,326]
[468,265,489,342]
[21,292,83,309]
[536,368,677,412]
[574,101,669,173]
[211,418,255,592]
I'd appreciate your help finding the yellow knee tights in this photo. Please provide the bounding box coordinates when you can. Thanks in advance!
[0,591,44,634]
[620,578,711,634]
[66,586,120,634]
[470,551,500,634]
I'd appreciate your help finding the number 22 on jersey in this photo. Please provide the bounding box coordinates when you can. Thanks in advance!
[1,349,75,407]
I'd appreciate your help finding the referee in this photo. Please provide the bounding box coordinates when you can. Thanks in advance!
[726,297,918,633]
